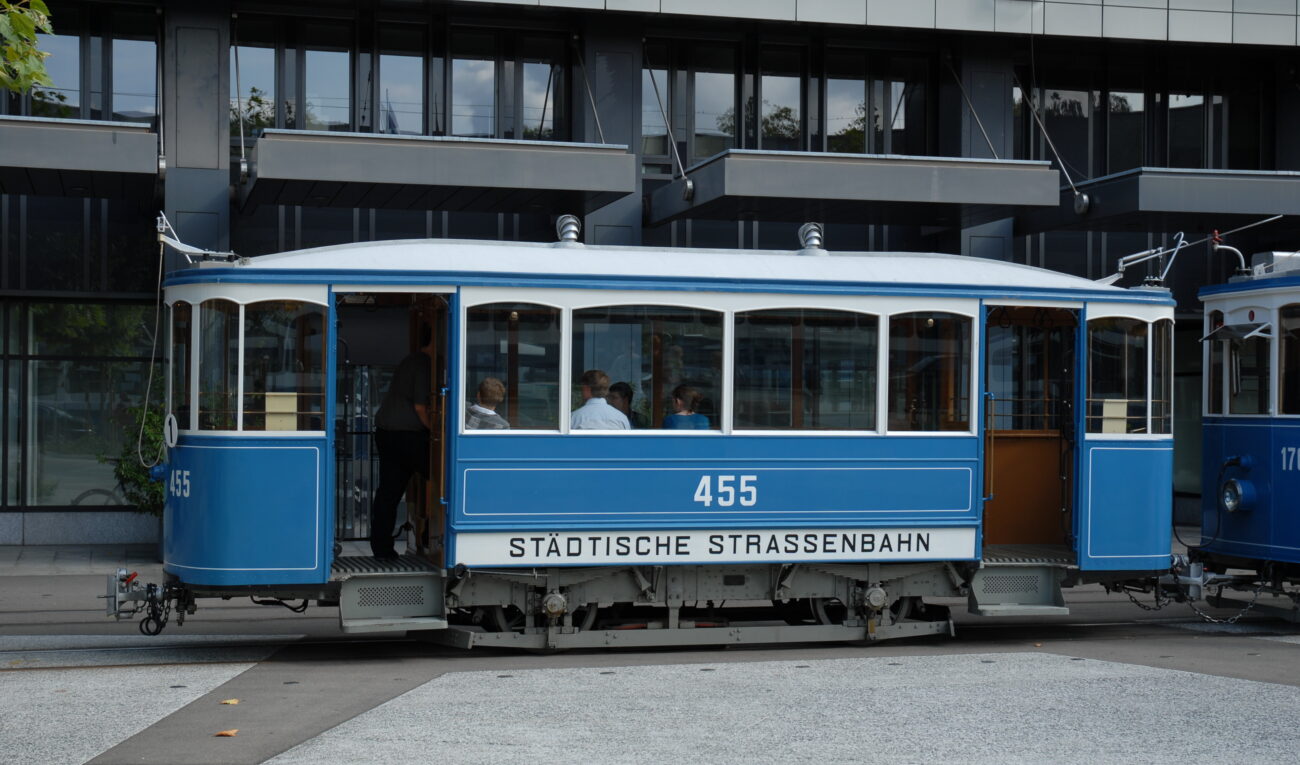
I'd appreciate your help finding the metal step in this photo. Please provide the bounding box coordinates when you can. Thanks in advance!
[335,557,445,634]
[968,565,1068,617]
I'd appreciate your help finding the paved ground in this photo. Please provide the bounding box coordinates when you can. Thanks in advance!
[3,542,1299,765]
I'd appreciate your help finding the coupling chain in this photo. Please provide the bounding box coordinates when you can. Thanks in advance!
[1166,565,1265,625]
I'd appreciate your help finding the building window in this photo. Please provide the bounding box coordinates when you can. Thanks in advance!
[378,25,425,136]
[302,24,352,132]
[451,33,495,138]
[825,50,867,153]
[230,16,278,136]
[760,48,803,151]
[1107,91,1144,174]
[692,47,736,164]
[111,11,157,124]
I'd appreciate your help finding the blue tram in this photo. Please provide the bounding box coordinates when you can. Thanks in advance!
[110,221,1176,648]
[1192,251,1300,615]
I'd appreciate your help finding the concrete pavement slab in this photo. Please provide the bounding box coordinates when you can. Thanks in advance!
[265,653,1300,765]
[2,663,256,765]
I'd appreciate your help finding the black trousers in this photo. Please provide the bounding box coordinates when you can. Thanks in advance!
[370,428,429,556]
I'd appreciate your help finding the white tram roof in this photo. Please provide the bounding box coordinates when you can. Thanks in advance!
[215,238,1142,296]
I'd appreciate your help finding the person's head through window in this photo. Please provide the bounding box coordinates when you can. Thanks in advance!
[672,384,702,416]
[580,369,611,401]
[477,377,505,412]
[608,381,634,418]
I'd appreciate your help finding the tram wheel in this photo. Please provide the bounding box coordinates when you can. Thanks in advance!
[777,598,847,625]
[485,605,526,632]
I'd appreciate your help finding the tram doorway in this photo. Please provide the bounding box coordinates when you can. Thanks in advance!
[333,293,450,565]
[983,306,1077,547]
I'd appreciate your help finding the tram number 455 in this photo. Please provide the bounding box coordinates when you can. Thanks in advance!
[693,475,758,507]
[168,470,192,498]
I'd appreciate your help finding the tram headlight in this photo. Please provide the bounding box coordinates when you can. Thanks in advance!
[1220,478,1255,513]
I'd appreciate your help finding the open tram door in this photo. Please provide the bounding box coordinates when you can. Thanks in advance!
[982,306,1078,553]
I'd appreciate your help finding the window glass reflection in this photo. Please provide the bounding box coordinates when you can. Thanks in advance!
[1108,91,1144,173]
[826,51,866,153]
[1230,336,1270,415]
[243,301,326,431]
[888,312,971,431]
[1207,310,1224,415]
[453,34,495,138]
[305,49,351,131]
[111,11,156,125]
[230,45,276,133]
[572,306,723,429]
[761,48,802,151]
[198,300,239,430]
[1281,306,1300,415]
[734,309,877,430]
[1168,93,1205,168]
[31,33,80,118]
[465,303,561,429]
[172,302,192,429]
[379,26,424,135]
[26,197,85,292]
[1152,319,1172,434]
[642,64,669,158]
[692,48,735,163]
[1086,318,1148,433]
[520,38,564,140]
[1043,88,1094,180]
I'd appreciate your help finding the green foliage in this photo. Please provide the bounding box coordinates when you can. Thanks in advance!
[0,0,53,95]
[110,405,165,517]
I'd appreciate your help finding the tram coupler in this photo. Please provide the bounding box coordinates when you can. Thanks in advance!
[104,569,194,636]
[1160,555,1252,602]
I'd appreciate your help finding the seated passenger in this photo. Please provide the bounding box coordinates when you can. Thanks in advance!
[570,369,630,430]
[607,381,648,429]
[466,377,510,430]
[662,385,709,429]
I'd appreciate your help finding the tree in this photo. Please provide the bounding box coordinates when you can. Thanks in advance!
[0,0,53,95]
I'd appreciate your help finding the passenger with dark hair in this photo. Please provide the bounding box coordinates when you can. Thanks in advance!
[370,323,433,560]
[607,381,647,429]
[570,369,630,430]
[466,377,510,430]
[663,384,709,429]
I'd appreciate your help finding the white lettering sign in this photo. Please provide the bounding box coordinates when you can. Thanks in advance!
[454,527,977,566]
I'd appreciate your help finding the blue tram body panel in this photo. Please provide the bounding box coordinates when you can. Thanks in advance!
[447,434,981,567]
[1076,440,1174,571]
[1202,420,1300,565]
[164,435,330,586]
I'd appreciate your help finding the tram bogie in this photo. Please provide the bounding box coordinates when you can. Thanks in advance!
[109,226,1181,646]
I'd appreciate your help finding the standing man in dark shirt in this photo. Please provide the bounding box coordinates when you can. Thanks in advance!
[370,324,433,560]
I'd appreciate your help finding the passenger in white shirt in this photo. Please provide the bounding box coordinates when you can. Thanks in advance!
[570,369,631,430]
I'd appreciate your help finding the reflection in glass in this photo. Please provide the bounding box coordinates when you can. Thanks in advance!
[243,301,326,431]
[1230,336,1270,415]
[379,26,425,136]
[304,49,350,131]
[465,303,561,429]
[572,306,723,428]
[1152,319,1172,433]
[112,38,156,123]
[761,49,802,151]
[1043,88,1094,180]
[986,312,1072,432]
[642,67,669,156]
[521,60,560,139]
[230,45,276,133]
[1207,310,1224,415]
[25,197,85,292]
[734,310,877,430]
[29,359,153,505]
[30,34,79,118]
[172,302,192,429]
[31,302,153,359]
[7,359,17,505]
[453,58,495,137]
[888,313,971,431]
[1282,306,1300,415]
[1108,91,1144,173]
[692,48,735,162]
[198,300,239,430]
[1087,318,1148,433]
[1169,93,1205,168]
[826,51,866,153]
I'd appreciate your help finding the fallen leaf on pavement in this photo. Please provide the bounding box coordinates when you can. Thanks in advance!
[220,699,239,705]
[214,729,239,737]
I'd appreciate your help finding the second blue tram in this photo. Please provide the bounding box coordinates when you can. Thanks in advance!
[113,225,1177,648]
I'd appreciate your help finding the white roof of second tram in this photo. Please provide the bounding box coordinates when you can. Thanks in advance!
[209,238,1155,298]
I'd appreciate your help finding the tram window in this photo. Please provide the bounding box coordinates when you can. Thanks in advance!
[1230,335,1270,416]
[1207,310,1224,415]
[734,309,877,430]
[571,306,723,429]
[198,300,239,430]
[242,301,326,431]
[887,313,971,432]
[171,302,192,429]
[1281,305,1300,415]
[985,310,1073,431]
[1086,318,1147,434]
[465,303,561,430]
[1152,319,1173,434]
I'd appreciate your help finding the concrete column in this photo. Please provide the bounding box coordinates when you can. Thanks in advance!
[956,46,1015,260]
[577,23,642,246]
[162,1,230,266]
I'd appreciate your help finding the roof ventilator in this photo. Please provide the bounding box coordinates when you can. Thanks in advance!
[798,222,827,256]
[555,214,583,247]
